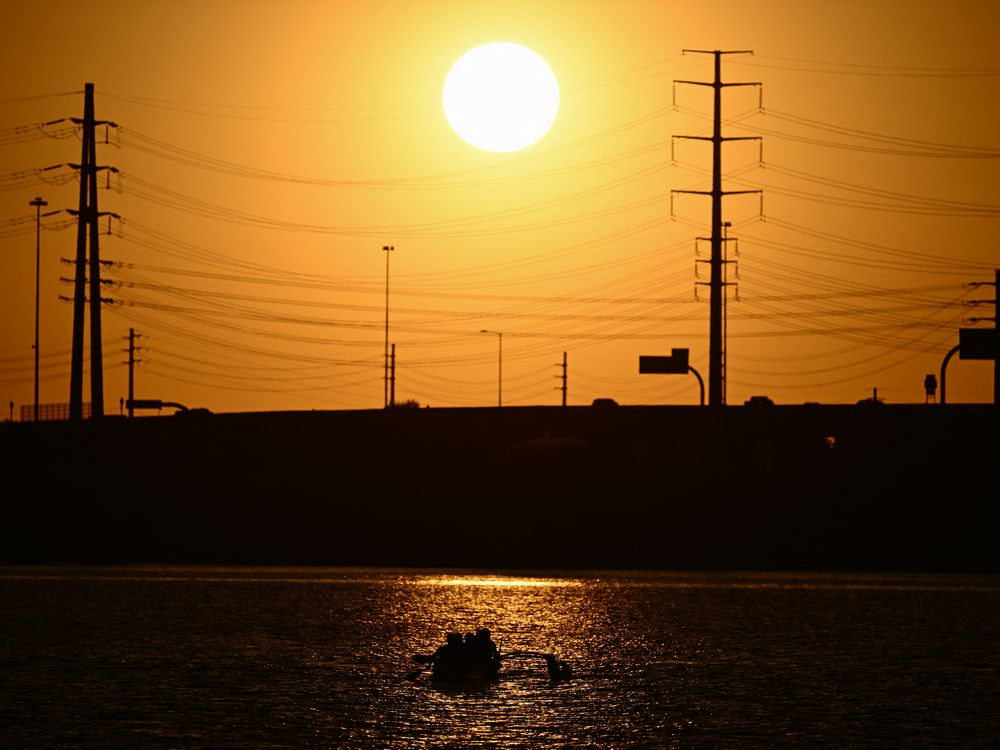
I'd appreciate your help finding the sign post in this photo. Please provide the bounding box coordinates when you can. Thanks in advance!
[638,348,704,405]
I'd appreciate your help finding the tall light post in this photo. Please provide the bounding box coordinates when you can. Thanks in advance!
[29,196,47,422]
[382,245,394,408]
[480,329,502,407]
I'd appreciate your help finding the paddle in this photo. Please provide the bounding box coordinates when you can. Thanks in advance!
[500,650,572,681]
[406,654,435,680]
[500,650,551,660]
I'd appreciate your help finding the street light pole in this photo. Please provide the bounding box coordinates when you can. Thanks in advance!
[382,245,394,408]
[29,196,47,422]
[481,329,502,407]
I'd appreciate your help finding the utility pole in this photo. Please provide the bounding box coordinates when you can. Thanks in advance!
[390,343,396,407]
[993,269,999,407]
[382,245,394,408]
[481,329,502,407]
[672,51,761,406]
[722,221,735,392]
[965,269,1000,406]
[69,83,117,420]
[559,351,567,406]
[126,328,143,418]
[960,269,1000,407]
[694,221,739,395]
[68,85,92,421]
[30,196,47,422]
[87,85,104,419]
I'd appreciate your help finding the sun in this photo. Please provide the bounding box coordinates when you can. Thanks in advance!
[443,42,559,153]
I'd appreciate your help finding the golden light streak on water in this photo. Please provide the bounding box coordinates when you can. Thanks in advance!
[415,575,582,588]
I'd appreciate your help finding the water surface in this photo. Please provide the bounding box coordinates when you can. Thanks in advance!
[2,567,998,747]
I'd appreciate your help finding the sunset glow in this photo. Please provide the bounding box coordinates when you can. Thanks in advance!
[0,1,998,414]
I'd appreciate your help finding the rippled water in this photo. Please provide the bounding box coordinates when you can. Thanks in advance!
[2,567,998,748]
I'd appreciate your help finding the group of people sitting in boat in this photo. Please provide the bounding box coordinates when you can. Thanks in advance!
[415,627,572,682]
[416,628,501,681]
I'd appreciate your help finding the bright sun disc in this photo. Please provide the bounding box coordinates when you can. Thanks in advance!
[443,42,559,153]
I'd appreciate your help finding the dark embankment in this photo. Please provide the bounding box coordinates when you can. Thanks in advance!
[1,405,997,570]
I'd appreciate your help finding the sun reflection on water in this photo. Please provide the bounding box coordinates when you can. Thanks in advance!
[416,575,582,588]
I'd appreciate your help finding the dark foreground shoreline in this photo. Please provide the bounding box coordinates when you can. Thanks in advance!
[2,404,997,570]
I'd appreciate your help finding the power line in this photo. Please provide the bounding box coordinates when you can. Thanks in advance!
[731,54,1000,78]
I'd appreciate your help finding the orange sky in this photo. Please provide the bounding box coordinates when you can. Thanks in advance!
[2,0,998,415]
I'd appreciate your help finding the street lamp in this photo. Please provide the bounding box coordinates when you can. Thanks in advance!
[480,329,502,407]
[29,196,47,422]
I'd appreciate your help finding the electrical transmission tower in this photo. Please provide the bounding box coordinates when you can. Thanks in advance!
[671,50,762,406]
[68,83,118,420]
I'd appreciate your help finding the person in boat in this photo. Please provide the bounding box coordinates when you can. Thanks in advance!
[476,628,497,652]
[543,653,572,681]
[438,632,465,659]
[474,628,500,666]
[414,632,463,665]
[424,628,501,682]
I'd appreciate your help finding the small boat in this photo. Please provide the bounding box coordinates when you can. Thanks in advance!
[431,648,501,684]
[409,631,502,684]
[409,637,571,684]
